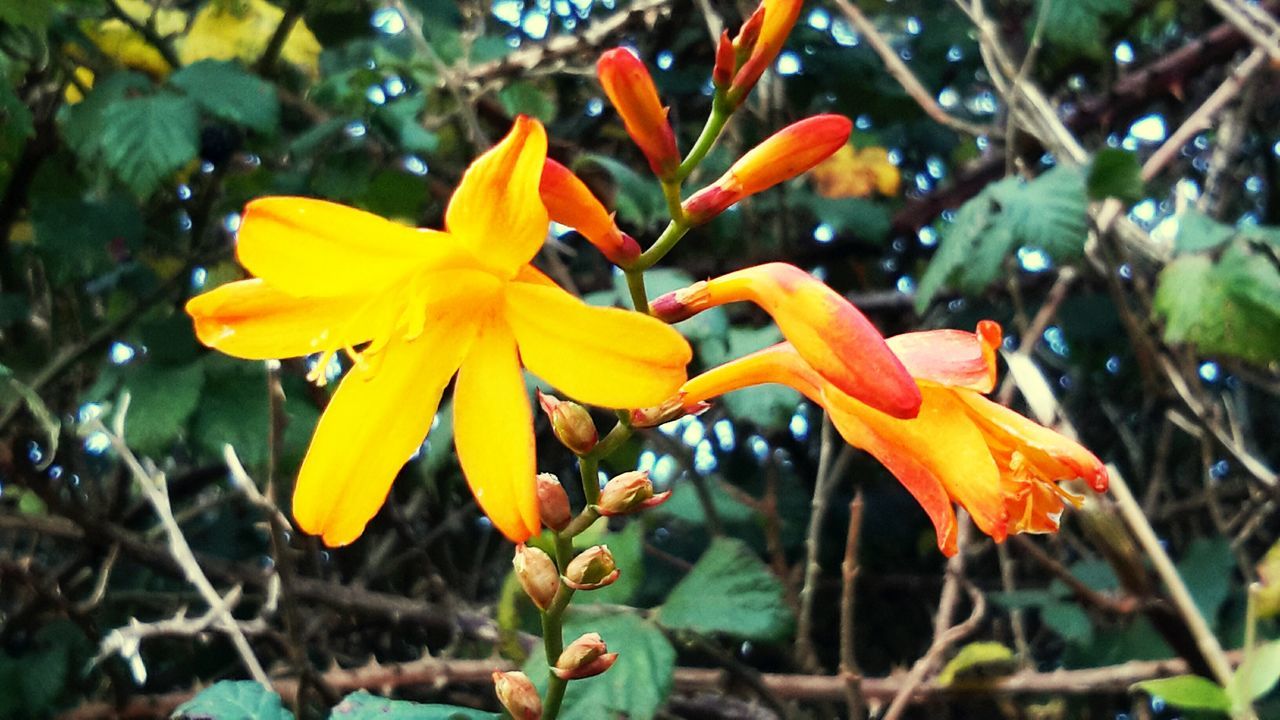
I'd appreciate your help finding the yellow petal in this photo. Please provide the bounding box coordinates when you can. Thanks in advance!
[453,316,540,542]
[445,117,550,277]
[185,279,368,359]
[505,280,691,408]
[292,313,478,546]
[823,385,1009,546]
[237,197,468,297]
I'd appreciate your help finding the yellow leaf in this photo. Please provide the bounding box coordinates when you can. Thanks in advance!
[180,0,321,76]
[810,144,902,199]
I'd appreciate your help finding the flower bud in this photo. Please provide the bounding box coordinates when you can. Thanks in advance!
[493,671,542,720]
[726,0,803,107]
[597,48,680,180]
[712,30,736,89]
[553,632,619,680]
[630,394,711,428]
[513,543,560,610]
[598,470,671,516]
[537,390,599,455]
[536,473,572,531]
[539,159,641,266]
[683,115,851,224]
[563,545,619,591]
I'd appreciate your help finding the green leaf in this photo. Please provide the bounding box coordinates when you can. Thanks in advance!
[31,193,144,283]
[170,60,280,133]
[936,642,1016,686]
[0,78,33,157]
[579,521,645,606]
[499,81,557,124]
[123,361,206,455]
[1035,0,1131,59]
[1000,165,1089,261]
[578,154,666,228]
[1177,537,1234,627]
[60,72,152,158]
[1040,600,1093,644]
[192,359,270,465]
[172,680,294,720]
[1175,208,1235,254]
[656,480,759,526]
[1133,675,1231,714]
[916,182,998,312]
[523,611,674,720]
[1154,243,1280,365]
[1088,148,1144,205]
[798,195,891,245]
[1228,640,1280,708]
[0,0,53,29]
[374,96,439,155]
[329,690,496,719]
[657,537,793,642]
[96,93,200,197]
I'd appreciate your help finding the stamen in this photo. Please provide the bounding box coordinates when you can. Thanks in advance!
[306,349,338,387]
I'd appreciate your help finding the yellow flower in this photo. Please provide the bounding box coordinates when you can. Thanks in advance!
[810,145,901,199]
[186,117,691,546]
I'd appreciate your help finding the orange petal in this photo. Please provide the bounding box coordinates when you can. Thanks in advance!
[954,390,1109,492]
[887,321,1002,393]
[822,385,1009,546]
[540,159,640,266]
[445,116,549,278]
[292,312,478,546]
[652,263,921,418]
[453,316,540,542]
[680,341,824,408]
[185,279,368,360]
[236,197,467,297]
[505,280,691,409]
[727,0,804,105]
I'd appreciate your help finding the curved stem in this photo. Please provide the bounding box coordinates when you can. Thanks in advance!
[577,453,602,507]
[625,269,651,315]
[632,220,691,272]
[677,98,732,180]
[540,532,576,719]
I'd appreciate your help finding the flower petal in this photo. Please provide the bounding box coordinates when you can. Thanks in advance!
[680,341,823,407]
[822,385,1008,546]
[540,159,640,266]
[445,116,550,277]
[453,316,540,542]
[292,311,478,546]
[887,321,1002,393]
[505,280,691,409]
[236,197,468,297]
[185,279,368,359]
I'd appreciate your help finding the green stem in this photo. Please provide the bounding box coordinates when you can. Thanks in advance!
[677,98,732,181]
[578,453,601,507]
[625,269,651,315]
[540,533,576,719]
[588,421,634,462]
[660,179,685,224]
[632,220,691,272]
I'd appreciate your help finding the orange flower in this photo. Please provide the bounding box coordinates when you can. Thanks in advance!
[597,48,680,180]
[678,322,1108,556]
[539,158,640,266]
[186,117,692,546]
[651,262,920,419]
[718,0,804,106]
[810,145,902,199]
[683,115,852,223]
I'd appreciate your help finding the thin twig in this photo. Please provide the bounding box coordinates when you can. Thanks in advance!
[882,578,987,720]
[839,491,867,720]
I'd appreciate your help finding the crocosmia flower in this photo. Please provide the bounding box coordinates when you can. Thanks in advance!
[186,117,692,546]
[677,321,1108,556]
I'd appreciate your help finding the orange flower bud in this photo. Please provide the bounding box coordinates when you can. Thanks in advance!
[712,30,735,89]
[726,0,803,106]
[629,395,710,428]
[563,545,619,591]
[553,632,619,680]
[535,472,572,531]
[493,671,542,720]
[513,543,560,610]
[537,389,599,455]
[597,48,680,180]
[598,470,671,516]
[683,115,851,224]
[539,159,641,266]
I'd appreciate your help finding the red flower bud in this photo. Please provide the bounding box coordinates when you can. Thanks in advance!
[727,0,803,107]
[553,632,619,680]
[712,30,736,89]
[597,48,681,180]
[598,470,671,516]
[540,159,641,266]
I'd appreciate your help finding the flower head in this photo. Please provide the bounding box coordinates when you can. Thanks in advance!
[679,321,1108,555]
[597,48,681,180]
[187,117,692,546]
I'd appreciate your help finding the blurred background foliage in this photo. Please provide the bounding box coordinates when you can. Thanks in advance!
[1,0,1279,718]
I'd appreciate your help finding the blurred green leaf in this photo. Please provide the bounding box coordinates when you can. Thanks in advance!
[579,154,666,228]
[0,0,53,29]
[192,359,270,465]
[173,681,294,720]
[657,537,793,642]
[936,642,1016,686]
[32,193,143,283]
[797,195,891,244]
[1035,0,1131,59]
[95,93,200,197]
[1228,640,1280,708]
[1174,208,1235,254]
[328,691,495,719]
[1088,148,1144,205]
[170,60,281,133]
[1133,675,1230,714]
[524,611,674,720]
[123,361,205,455]
[1177,537,1234,628]
[499,81,557,124]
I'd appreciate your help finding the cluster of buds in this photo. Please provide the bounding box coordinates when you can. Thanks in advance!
[537,390,598,456]
[713,0,804,107]
[598,470,670,516]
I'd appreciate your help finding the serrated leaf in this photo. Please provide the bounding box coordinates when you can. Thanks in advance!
[916,185,997,312]
[657,537,793,641]
[123,361,205,455]
[172,680,294,720]
[59,71,153,163]
[1133,675,1231,714]
[97,93,200,197]
[192,359,270,465]
[937,642,1016,686]
[329,690,495,719]
[1001,165,1089,261]
[1088,148,1144,205]
[524,611,674,720]
[170,60,280,133]
[1175,208,1235,254]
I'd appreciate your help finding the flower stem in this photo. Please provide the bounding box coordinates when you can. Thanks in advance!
[577,452,602,507]
[632,219,690,272]
[624,269,651,315]
[677,98,732,181]
[540,532,576,719]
